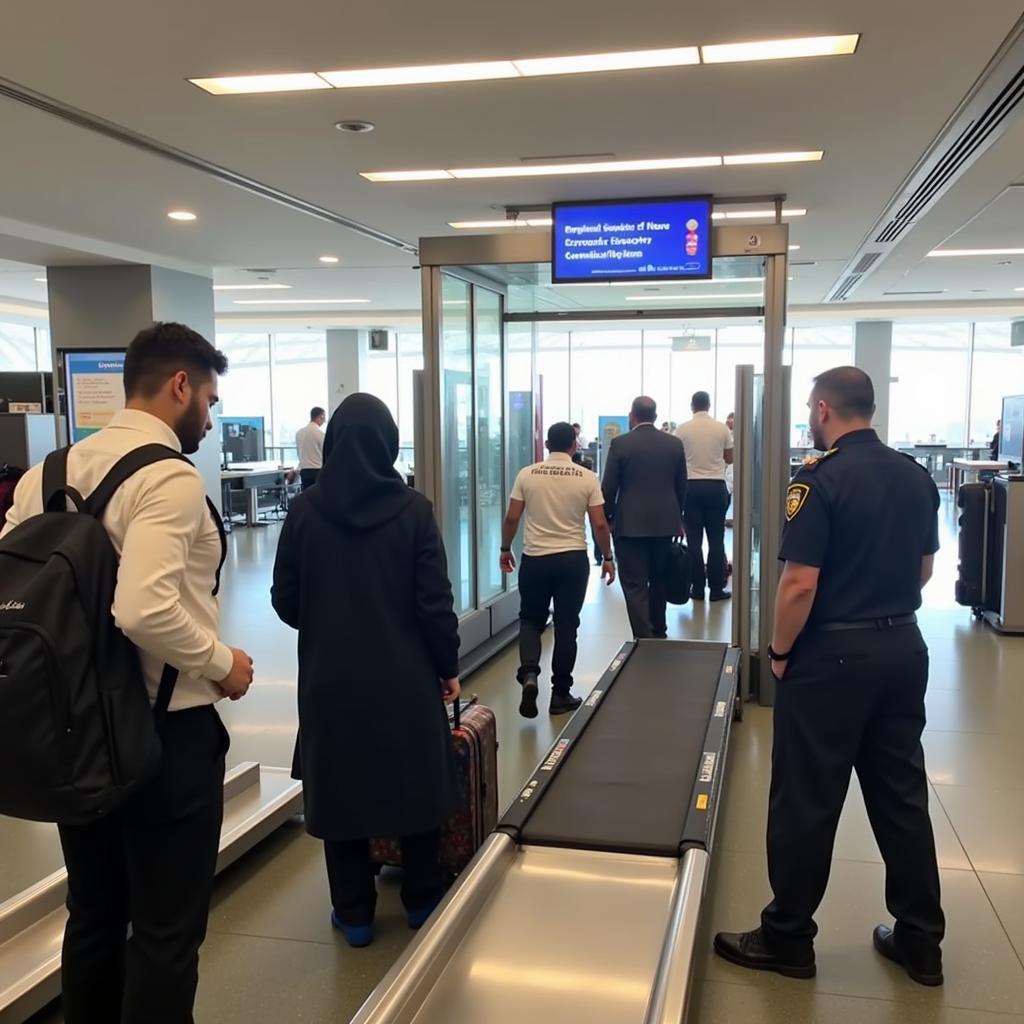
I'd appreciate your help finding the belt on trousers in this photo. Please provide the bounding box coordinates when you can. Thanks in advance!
[815,613,917,632]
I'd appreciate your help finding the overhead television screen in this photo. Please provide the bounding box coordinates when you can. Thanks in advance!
[551,195,713,284]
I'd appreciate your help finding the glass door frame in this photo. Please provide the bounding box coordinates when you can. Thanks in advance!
[417,225,790,691]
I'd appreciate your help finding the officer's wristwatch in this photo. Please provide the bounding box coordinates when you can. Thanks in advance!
[767,644,792,662]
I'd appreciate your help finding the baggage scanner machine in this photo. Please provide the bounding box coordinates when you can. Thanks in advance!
[352,639,740,1024]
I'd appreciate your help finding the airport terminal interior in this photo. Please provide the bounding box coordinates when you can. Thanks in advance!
[2,2,1024,1021]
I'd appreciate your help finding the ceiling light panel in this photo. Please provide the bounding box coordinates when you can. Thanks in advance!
[213,284,292,291]
[233,298,370,305]
[321,61,520,88]
[361,169,454,182]
[627,292,764,301]
[928,248,1024,257]
[167,210,197,221]
[190,73,331,95]
[512,47,700,77]
[448,219,553,229]
[711,208,807,220]
[724,151,823,166]
[701,34,859,64]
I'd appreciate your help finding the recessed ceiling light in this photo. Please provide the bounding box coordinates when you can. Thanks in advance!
[35,277,47,283]
[789,244,801,250]
[335,120,375,133]
[449,218,553,229]
[192,36,860,95]
[723,152,823,166]
[928,247,1024,257]
[233,298,370,305]
[319,255,340,263]
[998,260,1014,266]
[189,73,331,95]
[711,208,807,220]
[1015,287,1024,292]
[213,283,292,291]
[701,34,860,64]
[167,210,197,222]
[627,292,764,301]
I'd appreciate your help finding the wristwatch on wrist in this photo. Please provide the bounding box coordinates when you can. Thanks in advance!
[499,547,512,553]
[603,556,614,563]
[767,644,792,662]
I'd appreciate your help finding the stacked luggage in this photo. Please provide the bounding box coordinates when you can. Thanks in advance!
[956,482,993,614]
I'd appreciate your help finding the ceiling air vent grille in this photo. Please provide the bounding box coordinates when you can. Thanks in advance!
[875,60,1024,244]
[832,275,862,302]
[852,251,883,274]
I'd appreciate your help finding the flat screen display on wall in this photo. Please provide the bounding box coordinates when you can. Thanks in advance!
[61,350,126,443]
[551,195,713,284]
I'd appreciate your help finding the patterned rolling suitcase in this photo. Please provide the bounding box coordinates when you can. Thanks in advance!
[371,696,498,876]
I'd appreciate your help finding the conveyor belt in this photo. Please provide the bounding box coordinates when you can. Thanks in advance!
[519,644,724,855]
[352,640,740,1024]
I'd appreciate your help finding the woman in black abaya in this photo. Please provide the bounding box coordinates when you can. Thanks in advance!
[272,393,461,948]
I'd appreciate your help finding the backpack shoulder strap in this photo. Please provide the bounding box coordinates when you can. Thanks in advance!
[42,447,86,513]
[85,444,191,519]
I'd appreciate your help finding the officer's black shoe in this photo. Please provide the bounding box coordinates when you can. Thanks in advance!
[691,587,706,601]
[549,692,583,716]
[872,925,943,987]
[709,590,732,602]
[713,928,816,980]
[519,676,539,719]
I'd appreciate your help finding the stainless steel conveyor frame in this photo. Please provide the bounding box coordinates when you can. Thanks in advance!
[351,640,739,1024]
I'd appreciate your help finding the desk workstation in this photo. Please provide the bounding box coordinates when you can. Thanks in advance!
[949,458,1009,494]
[221,461,289,528]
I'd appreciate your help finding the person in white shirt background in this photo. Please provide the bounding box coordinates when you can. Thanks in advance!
[499,422,615,718]
[293,406,327,490]
[725,411,736,528]
[2,322,254,1022]
[675,391,734,602]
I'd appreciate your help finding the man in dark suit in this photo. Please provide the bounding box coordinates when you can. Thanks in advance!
[602,396,688,638]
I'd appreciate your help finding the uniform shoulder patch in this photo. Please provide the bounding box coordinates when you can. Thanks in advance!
[786,482,811,522]
[801,447,839,471]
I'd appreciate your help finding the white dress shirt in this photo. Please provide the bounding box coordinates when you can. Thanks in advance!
[675,412,734,481]
[1,409,232,710]
[295,422,325,471]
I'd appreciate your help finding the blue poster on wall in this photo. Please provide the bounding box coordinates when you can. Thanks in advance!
[62,350,126,443]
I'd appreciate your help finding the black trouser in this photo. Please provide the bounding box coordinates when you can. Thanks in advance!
[517,550,590,695]
[299,469,320,491]
[324,830,442,926]
[761,624,944,955]
[57,706,228,1024]
[684,480,730,595]
[614,536,672,639]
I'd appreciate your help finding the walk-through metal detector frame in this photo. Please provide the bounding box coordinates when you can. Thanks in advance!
[415,221,789,702]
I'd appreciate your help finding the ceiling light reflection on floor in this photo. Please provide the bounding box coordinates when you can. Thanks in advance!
[469,962,650,1002]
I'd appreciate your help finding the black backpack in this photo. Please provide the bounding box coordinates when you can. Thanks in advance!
[0,443,214,824]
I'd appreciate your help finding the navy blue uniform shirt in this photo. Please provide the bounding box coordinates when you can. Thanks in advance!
[781,428,940,624]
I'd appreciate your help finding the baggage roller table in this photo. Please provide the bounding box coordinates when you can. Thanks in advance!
[351,639,739,1024]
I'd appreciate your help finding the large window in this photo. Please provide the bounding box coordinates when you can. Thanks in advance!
[715,325,764,423]
[216,332,274,445]
[969,323,1024,448]
[536,330,570,438]
[0,323,40,371]
[789,326,854,446]
[271,332,328,451]
[890,324,970,446]
[568,329,643,437]
[475,289,505,604]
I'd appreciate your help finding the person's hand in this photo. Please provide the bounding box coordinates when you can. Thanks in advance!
[770,658,788,681]
[441,677,461,704]
[286,470,297,484]
[219,647,254,701]
[601,559,616,586]
[499,550,516,574]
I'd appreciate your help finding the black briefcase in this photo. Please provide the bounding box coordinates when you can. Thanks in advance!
[665,538,692,605]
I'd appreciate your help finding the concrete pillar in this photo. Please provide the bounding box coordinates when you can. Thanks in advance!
[853,320,893,443]
[326,328,368,413]
[46,265,221,502]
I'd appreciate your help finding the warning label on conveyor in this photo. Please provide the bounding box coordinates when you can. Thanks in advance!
[540,739,571,772]
[699,752,717,784]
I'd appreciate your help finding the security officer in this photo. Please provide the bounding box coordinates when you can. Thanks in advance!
[714,366,945,987]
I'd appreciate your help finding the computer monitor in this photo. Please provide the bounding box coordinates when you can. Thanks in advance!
[221,416,265,463]
[998,395,1024,466]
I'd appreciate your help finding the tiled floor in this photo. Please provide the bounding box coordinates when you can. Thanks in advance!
[14,496,1024,1023]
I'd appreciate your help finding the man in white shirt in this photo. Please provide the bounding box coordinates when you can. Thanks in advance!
[500,422,615,718]
[675,391,734,601]
[295,406,326,490]
[3,322,254,1023]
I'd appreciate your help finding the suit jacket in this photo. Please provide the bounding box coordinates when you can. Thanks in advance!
[602,424,688,537]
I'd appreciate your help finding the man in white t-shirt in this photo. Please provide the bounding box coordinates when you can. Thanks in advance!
[294,407,326,490]
[500,422,615,718]
[675,391,734,601]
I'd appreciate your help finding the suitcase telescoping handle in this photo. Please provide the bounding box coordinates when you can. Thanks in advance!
[450,692,478,731]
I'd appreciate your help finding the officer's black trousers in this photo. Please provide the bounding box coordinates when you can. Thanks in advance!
[761,624,945,954]
[57,706,228,1024]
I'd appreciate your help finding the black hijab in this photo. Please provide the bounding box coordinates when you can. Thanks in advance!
[311,393,414,531]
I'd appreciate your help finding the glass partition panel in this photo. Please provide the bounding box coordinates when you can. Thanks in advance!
[568,328,643,436]
[716,326,764,423]
[475,288,505,604]
[970,323,1024,448]
[271,332,328,451]
[440,276,474,615]
[0,322,38,371]
[789,326,854,447]
[507,322,535,563]
[750,372,765,653]
[536,329,570,438]
[397,332,423,471]
[217,332,273,444]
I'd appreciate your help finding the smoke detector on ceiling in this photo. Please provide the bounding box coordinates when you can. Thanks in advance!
[335,120,376,134]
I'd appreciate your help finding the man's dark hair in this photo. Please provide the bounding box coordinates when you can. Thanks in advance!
[547,421,577,453]
[311,406,326,421]
[631,396,657,423]
[572,422,581,430]
[692,390,711,412]
[812,366,876,419]
[123,322,228,399]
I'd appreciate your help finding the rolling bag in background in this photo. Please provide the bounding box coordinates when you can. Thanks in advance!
[371,696,498,876]
[955,482,989,610]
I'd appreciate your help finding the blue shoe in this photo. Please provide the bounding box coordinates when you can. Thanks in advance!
[330,910,374,948]
[406,894,443,930]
